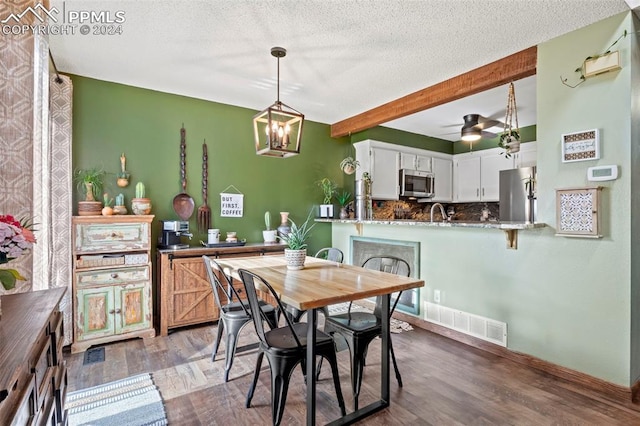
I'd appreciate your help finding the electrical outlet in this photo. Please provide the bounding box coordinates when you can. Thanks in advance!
[434,289,441,303]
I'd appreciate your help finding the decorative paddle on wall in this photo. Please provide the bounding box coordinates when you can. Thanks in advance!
[172,125,195,220]
[197,141,211,232]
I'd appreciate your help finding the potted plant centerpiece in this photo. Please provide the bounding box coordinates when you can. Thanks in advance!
[131,182,152,215]
[263,211,277,243]
[278,209,315,270]
[74,167,105,216]
[317,177,337,218]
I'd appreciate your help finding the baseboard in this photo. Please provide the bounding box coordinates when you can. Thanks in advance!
[390,309,640,410]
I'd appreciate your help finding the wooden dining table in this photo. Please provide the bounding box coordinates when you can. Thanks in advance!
[219,255,424,426]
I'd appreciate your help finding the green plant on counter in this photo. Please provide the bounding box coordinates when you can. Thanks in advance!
[335,190,351,207]
[317,178,337,204]
[278,209,315,250]
[115,193,125,206]
[264,211,272,230]
[73,167,105,201]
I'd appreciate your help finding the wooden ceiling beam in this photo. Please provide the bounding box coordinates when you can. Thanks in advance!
[330,46,537,138]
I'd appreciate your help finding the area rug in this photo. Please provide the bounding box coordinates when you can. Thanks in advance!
[327,302,414,333]
[66,373,167,426]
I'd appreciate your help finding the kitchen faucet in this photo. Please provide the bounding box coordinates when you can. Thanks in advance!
[430,203,447,222]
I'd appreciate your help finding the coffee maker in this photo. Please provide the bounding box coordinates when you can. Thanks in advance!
[158,220,192,249]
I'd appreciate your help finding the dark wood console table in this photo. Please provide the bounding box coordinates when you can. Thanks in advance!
[0,287,67,425]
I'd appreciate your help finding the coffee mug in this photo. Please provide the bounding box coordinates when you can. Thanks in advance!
[208,229,220,244]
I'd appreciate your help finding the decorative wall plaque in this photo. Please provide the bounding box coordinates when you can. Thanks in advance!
[561,129,600,163]
[555,187,602,238]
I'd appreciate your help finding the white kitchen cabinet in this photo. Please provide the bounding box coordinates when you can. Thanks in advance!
[454,154,481,202]
[480,151,515,201]
[514,141,537,168]
[432,157,453,202]
[370,147,400,199]
[400,152,432,172]
[453,148,513,202]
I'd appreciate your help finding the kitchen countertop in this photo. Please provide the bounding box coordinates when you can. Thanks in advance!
[315,218,546,230]
[157,241,287,256]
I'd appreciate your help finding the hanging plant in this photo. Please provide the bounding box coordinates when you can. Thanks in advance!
[498,82,521,158]
[339,157,359,175]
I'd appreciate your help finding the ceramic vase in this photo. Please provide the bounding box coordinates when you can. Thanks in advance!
[277,212,291,239]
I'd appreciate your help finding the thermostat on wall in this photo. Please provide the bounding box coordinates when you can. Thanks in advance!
[587,165,618,181]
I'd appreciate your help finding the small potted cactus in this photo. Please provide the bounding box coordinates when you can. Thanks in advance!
[101,193,114,216]
[262,211,277,244]
[131,182,152,215]
[113,193,128,215]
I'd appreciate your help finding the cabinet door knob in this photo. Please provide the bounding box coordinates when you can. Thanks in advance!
[110,273,118,279]
[109,309,115,314]
[115,308,122,314]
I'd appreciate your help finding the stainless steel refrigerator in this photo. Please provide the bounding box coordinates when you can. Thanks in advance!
[499,166,536,222]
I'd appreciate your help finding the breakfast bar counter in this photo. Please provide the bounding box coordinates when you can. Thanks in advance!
[316,219,546,249]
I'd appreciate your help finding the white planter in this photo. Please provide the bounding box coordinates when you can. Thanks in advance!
[319,204,334,218]
[263,230,277,244]
[284,248,307,270]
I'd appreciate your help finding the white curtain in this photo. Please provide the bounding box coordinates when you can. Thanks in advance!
[32,68,74,345]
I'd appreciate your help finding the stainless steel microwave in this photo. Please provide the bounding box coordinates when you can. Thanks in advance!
[400,169,434,198]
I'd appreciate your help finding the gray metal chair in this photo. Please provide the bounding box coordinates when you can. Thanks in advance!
[203,255,279,382]
[322,255,410,410]
[238,268,346,426]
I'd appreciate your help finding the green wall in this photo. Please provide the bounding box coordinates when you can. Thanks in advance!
[71,76,349,255]
[332,12,637,387]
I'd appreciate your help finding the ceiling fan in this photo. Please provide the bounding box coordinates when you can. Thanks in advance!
[460,114,503,142]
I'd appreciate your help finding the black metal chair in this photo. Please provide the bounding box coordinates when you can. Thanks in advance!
[238,268,346,426]
[322,255,410,411]
[282,248,343,323]
[202,255,279,383]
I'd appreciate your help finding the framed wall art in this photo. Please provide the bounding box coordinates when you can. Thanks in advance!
[561,129,600,163]
[555,187,602,238]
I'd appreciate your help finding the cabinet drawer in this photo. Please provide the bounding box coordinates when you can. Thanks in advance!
[74,221,150,253]
[76,266,149,286]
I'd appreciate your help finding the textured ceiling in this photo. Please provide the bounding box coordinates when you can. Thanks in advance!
[48,0,630,141]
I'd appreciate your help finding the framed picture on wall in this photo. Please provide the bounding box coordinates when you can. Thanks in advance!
[561,129,600,163]
[555,187,603,238]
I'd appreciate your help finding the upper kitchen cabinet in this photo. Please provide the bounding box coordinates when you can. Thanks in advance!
[400,152,432,172]
[454,148,512,202]
[355,140,400,200]
[432,157,453,202]
[513,141,537,168]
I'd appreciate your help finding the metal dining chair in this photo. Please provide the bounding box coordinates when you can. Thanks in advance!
[238,268,346,426]
[322,255,410,411]
[202,255,279,382]
[282,248,343,323]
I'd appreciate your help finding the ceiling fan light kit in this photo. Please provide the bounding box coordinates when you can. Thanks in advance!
[253,46,304,158]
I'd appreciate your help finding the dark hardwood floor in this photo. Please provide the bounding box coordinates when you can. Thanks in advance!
[65,321,640,425]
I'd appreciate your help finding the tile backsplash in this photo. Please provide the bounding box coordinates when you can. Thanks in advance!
[372,200,499,222]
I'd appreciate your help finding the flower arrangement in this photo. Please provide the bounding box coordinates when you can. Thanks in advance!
[0,214,36,290]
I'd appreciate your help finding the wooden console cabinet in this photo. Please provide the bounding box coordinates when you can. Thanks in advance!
[157,244,285,336]
[0,287,68,425]
[71,216,155,354]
